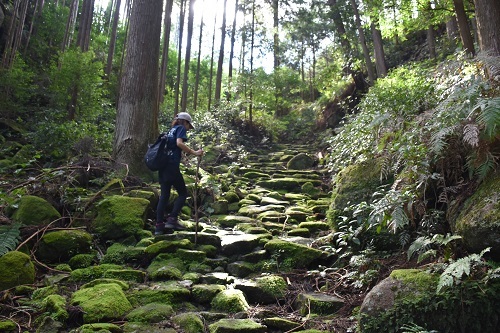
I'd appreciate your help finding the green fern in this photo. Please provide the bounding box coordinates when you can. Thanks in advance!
[437,248,490,292]
[475,97,500,139]
[401,323,438,333]
[0,223,22,256]
[407,234,462,262]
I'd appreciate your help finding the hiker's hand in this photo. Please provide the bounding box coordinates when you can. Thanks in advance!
[193,149,204,156]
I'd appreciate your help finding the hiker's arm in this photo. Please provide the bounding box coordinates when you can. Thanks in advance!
[176,138,203,156]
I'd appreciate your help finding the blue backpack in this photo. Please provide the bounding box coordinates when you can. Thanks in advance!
[144,134,169,171]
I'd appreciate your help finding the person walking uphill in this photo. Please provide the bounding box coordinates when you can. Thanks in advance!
[155,112,204,235]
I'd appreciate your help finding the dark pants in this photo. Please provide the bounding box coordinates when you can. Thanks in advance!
[156,163,187,223]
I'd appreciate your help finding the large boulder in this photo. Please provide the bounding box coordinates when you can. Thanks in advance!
[359,269,500,333]
[37,229,93,263]
[451,172,500,260]
[0,251,35,291]
[11,195,61,226]
[71,283,132,323]
[92,195,149,240]
[286,153,315,170]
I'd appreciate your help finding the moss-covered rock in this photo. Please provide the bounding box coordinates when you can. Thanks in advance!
[144,239,193,257]
[264,239,326,270]
[125,302,174,323]
[11,195,61,226]
[92,195,149,240]
[0,319,17,332]
[211,289,250,313]
[71,283,132,323]
[263,317,300,331]
[294,292,344,315]
[359,268,500,333]
[0,251,35,291]
[75,323,122,332]
[127,282,191,307]
[287,153,314,170]
[208,318,267,333]
[235,275,287,304]
[37,229,93,263]
[70,264,123,283]
[68,253,97,269]
[102,268,146,282]
[452,172,500,259]
[172,312,204,333]
[147,256,185,281]
[41,294,68,321]
[217,215,258,228]
[327,159,390,228]
[191,284,226,304]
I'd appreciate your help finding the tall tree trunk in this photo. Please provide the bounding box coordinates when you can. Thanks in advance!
[113,0,163,175]
[452,0,475,55]
[181,0,195,112]
[105,0,122,78]
[227,0,239,101]
[61,0,79,52]
[208,11,217,111]
[214,0,228,105]
[158,0,174,105]
[24,0,42,53]
[272,0,279,69]
[2,0,29,68]
[427,26,436,59]
[349,0,375,83]
[193,3,204,111]
[174,0,186,113]
[473,0,500,56]
[371,22,387,77]
[446,15,459,44]
[77,0,95,52]
[249,0,255,126]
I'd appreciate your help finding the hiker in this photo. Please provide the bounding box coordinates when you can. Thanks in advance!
[155,112,204,235]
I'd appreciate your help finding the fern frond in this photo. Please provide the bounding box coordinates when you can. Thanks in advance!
[430,125,458,155]
[463,123,479,147]
[389,206,409,233]
[407,236,433,261]
[476,97,500,139]
[0,223,22,256]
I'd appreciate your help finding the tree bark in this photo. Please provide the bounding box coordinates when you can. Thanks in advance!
[113,0,163,175]
[174,0,186,113]
[2,0,29,68]
[214,0,228,105]
[371,22,387,77]
[193,4,204,111]
[158,0,174,105]
[452,0,475,55]
[105,0,122,78]
[227,0,239,101]
[473,0,500,56]
[77,0,95,52]
[181,0,195,112]
[61,0,79,52]
[349,0,375,83]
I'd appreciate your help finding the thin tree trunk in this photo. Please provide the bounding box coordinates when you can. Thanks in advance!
[24,0,42,53]
[207,11,217,111]
[61,0,79,52]
[371,22,387,77]
[174,0,186,113]
[427,25,436,59]
[106,0,122,78]
[349,0,375,83]
[227,0,239,101]
[77,0,95,52]
[113,0,163,175]
[214,0,228,105]
[249,0,255,126]
[193,3,205,111]
[271,0,279,69]
[181,0,195,112]
[2,0,28,68]
[452,0,475,55]
[158,0,174,105]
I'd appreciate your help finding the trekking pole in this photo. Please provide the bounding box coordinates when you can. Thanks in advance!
[194,153,202,245]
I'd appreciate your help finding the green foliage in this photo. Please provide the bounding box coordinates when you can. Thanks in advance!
[437,248,491,293]
[49,49,105,120]
[407,234,462,263]
[0,223,22,256]
[0,56,35,117]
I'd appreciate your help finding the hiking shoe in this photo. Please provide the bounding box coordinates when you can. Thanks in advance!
[154,223,166,235]
[164,217,186,231]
